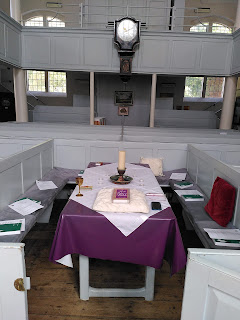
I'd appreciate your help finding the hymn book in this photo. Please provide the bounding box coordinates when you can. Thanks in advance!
[112,188,130,204]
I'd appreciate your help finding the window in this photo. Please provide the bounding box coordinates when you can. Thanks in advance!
[24,16,65,27]
[184,77,225,99]
[190,23,232,34]
[27,71,67,94]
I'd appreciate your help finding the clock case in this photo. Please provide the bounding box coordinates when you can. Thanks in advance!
[114,17,140,82]
[114,17,140,52]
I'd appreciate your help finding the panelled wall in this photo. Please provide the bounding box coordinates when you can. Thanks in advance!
[21,28,232,75]
[0,9,240,75]
[0,11,21,67]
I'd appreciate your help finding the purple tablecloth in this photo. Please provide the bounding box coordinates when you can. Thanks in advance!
[49,199,186,275]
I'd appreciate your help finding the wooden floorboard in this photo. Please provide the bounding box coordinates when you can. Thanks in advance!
[24,198,203,320]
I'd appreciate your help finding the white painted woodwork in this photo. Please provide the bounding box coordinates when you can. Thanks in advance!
[0,139,53,210]
[154,110,218,128]
[0,243,29,320]
[32,106,90,124]
[181,249,240,320]
[149,73,157,128]
[13,68,28,122]
[79,254,155,301]
[90,71,94,125]
[220,76,238,129]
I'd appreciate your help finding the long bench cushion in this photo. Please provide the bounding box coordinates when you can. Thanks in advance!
[0,167,79,243]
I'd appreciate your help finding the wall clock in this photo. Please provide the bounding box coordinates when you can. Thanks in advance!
[114,17,140,82]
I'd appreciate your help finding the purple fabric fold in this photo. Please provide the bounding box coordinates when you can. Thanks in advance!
[49,200,186,275]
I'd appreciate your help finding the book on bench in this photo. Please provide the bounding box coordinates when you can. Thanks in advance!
[174,190,204,201]
[204,228,240,247]
[174,181,193,189]
[0,219,25,236]
[112,188,130,204]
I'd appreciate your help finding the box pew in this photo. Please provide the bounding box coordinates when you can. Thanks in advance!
[0,139,79,242]
[181,145,240,248]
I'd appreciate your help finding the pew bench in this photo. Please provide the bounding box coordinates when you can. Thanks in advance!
[0,167,79,243]
[157,168,237,249]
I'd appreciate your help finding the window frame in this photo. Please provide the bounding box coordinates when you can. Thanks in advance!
[184,76,225,103]
[27,70,67,97]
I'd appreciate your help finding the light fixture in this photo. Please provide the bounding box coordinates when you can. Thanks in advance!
[194,8,211,13]
[46,2,62,8]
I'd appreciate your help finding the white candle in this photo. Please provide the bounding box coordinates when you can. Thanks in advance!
[118,151,126,170]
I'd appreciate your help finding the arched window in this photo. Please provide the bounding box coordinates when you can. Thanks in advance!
[24,16,65,27]
[190,22,232,34]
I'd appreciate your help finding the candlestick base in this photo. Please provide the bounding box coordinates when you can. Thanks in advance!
[117,168,126,182]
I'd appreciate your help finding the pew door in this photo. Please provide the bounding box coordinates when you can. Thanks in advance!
[181,249,240,320]
[0,243,30,320]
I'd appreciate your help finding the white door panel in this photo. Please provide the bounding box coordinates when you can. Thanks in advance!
[181,249,240,320]
[0,243,29,320]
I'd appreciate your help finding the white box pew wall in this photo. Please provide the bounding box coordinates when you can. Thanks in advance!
[0,139,54,211]
[187,145,240,229]
[0,138,48,159]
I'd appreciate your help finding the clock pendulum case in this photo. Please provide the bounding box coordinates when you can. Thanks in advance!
[114,17,140,82]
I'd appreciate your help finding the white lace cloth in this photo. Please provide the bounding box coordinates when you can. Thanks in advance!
[70,163,170,236]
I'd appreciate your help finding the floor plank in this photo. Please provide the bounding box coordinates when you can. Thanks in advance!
[24,198,202,320]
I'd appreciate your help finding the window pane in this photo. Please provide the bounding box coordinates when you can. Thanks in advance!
[190,23,208,33]
[48,72,67,93]
[205,77,225,98]
[27,70,45,92]
[47,17,65,27]
[25,16,44,27]
[184,77,204,97]
[212,23,232,34]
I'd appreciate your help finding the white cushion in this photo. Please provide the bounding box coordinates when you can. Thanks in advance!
[93,188,149,213]
[140,157,164,176]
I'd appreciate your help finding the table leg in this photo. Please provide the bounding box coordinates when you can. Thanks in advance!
[145,266,155,301]
[79,254,89,300]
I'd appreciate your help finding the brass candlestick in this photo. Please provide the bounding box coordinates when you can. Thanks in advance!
[117,168,126,182]
[76,176,83,197]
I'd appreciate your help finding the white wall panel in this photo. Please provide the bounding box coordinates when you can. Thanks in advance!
[90,146,119,163]
[187,152,198,183]
[83,36,111,67]
[41,148,53,176]
[6,26,20,63]
[171,41,200,70]
[197,158,213,197]
[54,36,81,65]
[0,21,5,57]
[0,143,22,158]
[22,154,41,191]
[140,39,170,69]
[23,35,51,65]
[200,41,230,72]
[157,149,187,171]
[124,147,153,163]
[55,145,87,169]
[0,164,22,209]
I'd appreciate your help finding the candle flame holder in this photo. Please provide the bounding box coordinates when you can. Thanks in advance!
[117,168,126,182]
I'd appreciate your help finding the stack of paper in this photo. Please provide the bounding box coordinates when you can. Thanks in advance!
[204,228,240,247]
[0,219,25,236]
[9,198,44,216]
[36,180,58,190]
[174,181,193,189]
[175,190,204,201]
[170,172,187,181]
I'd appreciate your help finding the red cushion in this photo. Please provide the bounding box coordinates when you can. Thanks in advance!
[205,177,236,227]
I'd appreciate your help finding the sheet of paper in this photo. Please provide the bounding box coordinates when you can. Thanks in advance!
[174,189,204,197]
[204,228,240,240]
[170,173,187,181]
[36,180,58,190]
[9,198,44,216]
[0,219,25,236]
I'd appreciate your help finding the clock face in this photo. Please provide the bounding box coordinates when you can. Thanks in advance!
[117,19,138,42]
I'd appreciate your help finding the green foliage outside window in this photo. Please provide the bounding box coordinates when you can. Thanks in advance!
[184,77,204,98]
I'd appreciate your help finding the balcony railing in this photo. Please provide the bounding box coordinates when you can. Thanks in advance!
[22,2,235,33]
